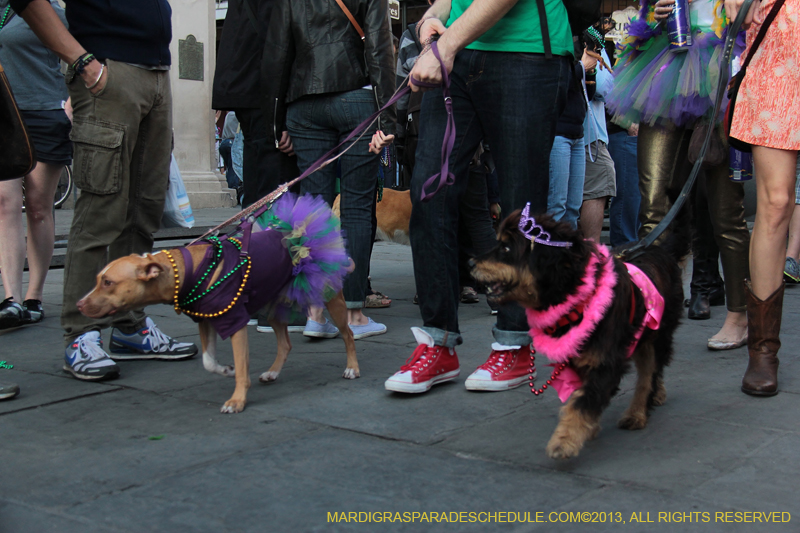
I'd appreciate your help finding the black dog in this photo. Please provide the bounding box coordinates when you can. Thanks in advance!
[471,210,687,459]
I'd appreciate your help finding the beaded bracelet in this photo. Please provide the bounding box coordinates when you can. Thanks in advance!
[72,53,96,76]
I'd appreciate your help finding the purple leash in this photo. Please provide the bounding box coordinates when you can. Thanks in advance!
[413,42,456,202]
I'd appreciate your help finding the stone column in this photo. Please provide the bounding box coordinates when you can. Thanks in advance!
[168,0,235,208]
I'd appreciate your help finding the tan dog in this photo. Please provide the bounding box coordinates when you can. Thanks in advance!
[77,247,358,414]
[333,188,411,245]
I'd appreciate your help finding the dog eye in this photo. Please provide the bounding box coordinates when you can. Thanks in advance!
[503,246,510,253]
[103,279,113,287]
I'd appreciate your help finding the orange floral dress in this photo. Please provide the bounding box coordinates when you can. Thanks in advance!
[730,0,800,150]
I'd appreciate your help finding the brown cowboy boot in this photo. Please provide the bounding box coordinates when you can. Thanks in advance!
[742,280,783,396]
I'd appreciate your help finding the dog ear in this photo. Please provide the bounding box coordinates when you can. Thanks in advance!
[137,262,164,281]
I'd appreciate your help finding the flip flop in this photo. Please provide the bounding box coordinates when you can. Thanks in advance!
[365,291,392,308]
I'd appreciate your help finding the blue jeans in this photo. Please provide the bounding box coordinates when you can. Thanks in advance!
[607,130,640,247]
[410,50,571,348]
[547,135,585,229]
[287,89,379,309]
[218,138,240,189]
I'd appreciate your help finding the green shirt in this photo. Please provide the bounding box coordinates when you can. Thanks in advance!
[446,0,573,57]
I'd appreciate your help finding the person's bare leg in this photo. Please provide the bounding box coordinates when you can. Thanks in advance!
[750,147,797,299]
[307,306,325,323]
[579,197,608,242]
[22,162,62,301]
[786,204,800,261]
[348,308,369,326]
[709,310,748,344]
[0,177,25,302]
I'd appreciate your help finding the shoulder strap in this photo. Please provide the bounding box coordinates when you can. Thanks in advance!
[535,0,553,59]
[334,0,365,40]
[742,0,785,69]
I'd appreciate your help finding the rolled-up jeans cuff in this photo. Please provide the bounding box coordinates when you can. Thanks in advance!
[492,325,532,347]
[346,300,364,310]
[419,326,462,348]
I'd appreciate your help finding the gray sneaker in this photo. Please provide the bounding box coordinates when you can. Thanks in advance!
[64,331,120,381]
[110,317,197,360]
[0,382,20,400]
[784,257,800,284]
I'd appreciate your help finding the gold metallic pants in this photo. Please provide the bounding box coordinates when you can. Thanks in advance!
[638,123,750,312]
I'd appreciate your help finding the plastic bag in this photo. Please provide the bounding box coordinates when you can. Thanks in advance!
[161,154,195,228]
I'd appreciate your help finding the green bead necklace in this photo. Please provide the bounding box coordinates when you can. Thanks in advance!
[0,6,12,30]
[178,237,249,308]
[180,236,224,304]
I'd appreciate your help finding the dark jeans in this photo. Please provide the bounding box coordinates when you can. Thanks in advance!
[218,138,240,189]
[410,50,571,347]
[458,164,498,288]
[607,130,640,246]
[235,108,298,208]
[287,89,380,308]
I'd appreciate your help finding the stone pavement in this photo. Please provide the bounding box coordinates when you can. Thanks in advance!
[1,208,798,533]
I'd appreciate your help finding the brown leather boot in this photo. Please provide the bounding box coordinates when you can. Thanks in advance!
[742,281,783,396]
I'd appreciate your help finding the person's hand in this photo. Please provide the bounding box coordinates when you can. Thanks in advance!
[417,17,446,46]
[489,203,501,224]
[278,131,294,156]
[724,0,756,27]
[409,43,454,93]
[81,61,107,95]
[654,0,696,20]
[581,49,598,72]
[653,0,676,21]
[628,123,639,137]
[369,130,395,154]
[64,97,73,123]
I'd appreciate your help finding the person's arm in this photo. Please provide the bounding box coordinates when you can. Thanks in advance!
[364,0,396,137]
[12,0,106,93]
[410,0,519,91]
[261,0,295,150]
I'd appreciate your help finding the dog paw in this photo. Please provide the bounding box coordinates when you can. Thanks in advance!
[546,437,582,460]
[259,371,280,383]
[342,368,360,380]
[617,412,648,430]
[220,399,246,414]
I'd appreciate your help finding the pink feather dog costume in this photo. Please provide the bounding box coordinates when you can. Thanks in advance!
[517,204,665,402]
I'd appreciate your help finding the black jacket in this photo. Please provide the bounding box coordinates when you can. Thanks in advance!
[11,0,171,67]
[212,0,276,110]
[555,62,594,140]
[262,0,396,143]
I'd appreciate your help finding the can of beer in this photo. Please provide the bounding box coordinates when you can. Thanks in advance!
[667,0,692,52]
[729,147,753,182]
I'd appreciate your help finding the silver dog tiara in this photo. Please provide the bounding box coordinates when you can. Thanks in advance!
[518,203,573,248]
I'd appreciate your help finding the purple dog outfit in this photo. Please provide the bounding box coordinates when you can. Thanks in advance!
[177,193,350,339]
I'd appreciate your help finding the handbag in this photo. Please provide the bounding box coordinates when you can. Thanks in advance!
[725,0,785,153]
[0,60,37,180]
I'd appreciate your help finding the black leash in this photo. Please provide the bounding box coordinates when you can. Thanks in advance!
[622,0,755,258]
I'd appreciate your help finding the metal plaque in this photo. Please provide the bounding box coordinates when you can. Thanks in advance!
[388,0,400,20]
[178,35,204,81]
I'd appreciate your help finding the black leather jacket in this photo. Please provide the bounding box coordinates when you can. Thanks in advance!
[262,0,396,145]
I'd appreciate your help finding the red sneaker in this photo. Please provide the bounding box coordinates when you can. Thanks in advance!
[464,344,535,391]
[384,327,460,393]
